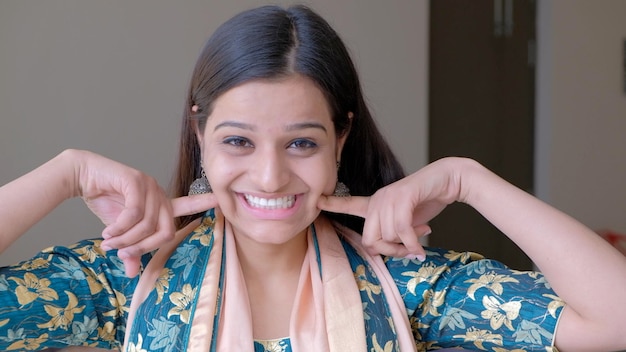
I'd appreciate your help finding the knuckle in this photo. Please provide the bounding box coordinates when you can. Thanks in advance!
[159,230,175,241]
[121,245,145,258]
[124,207,144,222]
[361,235,376,247]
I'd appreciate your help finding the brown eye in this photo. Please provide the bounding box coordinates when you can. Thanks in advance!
[224,137,253,148]
[288,139,317,150]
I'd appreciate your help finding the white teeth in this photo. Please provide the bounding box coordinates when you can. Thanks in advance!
[244,194,295,209]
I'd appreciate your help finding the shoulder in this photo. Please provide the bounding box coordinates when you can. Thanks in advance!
[44,238,152,278]
[384,247,550,314]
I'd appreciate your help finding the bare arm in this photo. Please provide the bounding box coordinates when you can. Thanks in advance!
[0,149,218,276]
[0,149,76,252]
[319,157,626,351]
[460,158,626,351]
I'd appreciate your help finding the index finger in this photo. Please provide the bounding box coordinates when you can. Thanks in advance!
[317,195,369,218]
[171,193,219,217]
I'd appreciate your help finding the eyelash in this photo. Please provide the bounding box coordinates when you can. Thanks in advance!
[288,139,318,150]
[222,137,318,150]
[223,136,253,148]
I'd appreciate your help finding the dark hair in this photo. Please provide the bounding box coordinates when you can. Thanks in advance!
[172,5,405,232]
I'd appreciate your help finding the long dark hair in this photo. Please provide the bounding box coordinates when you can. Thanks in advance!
[172,5,405,232]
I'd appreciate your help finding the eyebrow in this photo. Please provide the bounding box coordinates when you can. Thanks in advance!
[214,121,328,134]
[214,121,256,132]
[285,122,327,134]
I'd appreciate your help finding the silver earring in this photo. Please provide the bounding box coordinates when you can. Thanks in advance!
[333,181,350,197]
[188,168,212,195]
[333,160,350,197]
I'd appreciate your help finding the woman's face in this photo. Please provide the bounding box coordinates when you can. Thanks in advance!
[197,75,348,246]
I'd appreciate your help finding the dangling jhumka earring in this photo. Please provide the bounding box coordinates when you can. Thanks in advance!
[333,161,350,197]
[188,103,213,196]
[188,166,212,196]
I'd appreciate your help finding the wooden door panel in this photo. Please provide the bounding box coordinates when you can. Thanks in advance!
[428,0,535,270]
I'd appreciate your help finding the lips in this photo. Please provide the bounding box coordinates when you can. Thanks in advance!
[243,194,296,209]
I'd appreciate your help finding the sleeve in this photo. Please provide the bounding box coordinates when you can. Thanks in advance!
[386,247,565,352]
[0,239,150,351]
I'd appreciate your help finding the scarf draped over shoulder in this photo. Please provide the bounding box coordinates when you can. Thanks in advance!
[123,209,416,352]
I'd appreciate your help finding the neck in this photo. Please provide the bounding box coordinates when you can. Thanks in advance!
[234,227,309,281]
[232,226,309,340]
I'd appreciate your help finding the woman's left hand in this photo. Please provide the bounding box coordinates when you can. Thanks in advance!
[318,158,466,259]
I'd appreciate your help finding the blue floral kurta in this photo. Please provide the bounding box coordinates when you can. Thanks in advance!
[0,213,563,351]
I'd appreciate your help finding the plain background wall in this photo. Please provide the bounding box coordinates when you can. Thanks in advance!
[535,0,626,234]
[2,0,626,267]
[0,1,428,265]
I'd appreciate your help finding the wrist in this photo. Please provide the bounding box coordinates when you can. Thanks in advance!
[55,149,86,199]
[447,157,489,205]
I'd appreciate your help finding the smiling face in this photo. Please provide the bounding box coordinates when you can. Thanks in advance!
[196,75,348,246]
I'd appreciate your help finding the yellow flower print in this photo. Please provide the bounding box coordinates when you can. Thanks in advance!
[98,321,116,343]
[480,295,521,331]
[522,270,540,279]
[410,316,436,351]
[421,289,445,317]
[37,291,85,330]
[9,272,59,306]
[74,243,105,263]
[127,334,148,352]
[465,272,520,300]
[371,333,394,352]
[453,326,503,350]
[0,318,8,327]
[190,217,215,246]
[543,293,566,318]
[81,268,107,295]
[444,250,484,262]
[103,289,129,318]
[155,268,174,303]
[354,265,382,302]
[167,283,197,324]
[6,333,48,350]
[401,262,450,295]
[414,340,435,352]
[11,257,50,271]
[409,316,429,340]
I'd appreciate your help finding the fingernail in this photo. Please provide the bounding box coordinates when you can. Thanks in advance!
[100,243,112,251]
[404,254,426,262]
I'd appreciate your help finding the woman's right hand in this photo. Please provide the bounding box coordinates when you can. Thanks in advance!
[0,149,216,277]
[71,150,218,276]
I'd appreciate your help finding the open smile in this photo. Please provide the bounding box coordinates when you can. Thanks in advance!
[243,194,296,210]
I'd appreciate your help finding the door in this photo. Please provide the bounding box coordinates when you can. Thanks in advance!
[428,0,536,270]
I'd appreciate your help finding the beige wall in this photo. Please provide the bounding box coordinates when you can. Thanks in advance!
[2,0,626,267]
[0,1,428,265]
[535,0,626,234]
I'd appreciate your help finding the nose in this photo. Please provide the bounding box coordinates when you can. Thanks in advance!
[250,147,290,193]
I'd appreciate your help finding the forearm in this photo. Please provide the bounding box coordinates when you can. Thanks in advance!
[0,149,78,252]
[461,158,626,349]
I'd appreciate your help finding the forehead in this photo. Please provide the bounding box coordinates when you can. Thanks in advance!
[208,75,333,127]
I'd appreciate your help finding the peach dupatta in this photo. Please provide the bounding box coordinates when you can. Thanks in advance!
[123,210,416,351]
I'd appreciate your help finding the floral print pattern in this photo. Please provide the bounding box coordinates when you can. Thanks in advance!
[0,239,146,350]
[0,212,564,351]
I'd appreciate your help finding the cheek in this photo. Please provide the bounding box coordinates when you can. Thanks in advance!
[203,154,237,189]
[306,159,339,195]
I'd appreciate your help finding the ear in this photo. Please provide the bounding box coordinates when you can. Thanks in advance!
[335,112,353,161]
[191,113,205,155]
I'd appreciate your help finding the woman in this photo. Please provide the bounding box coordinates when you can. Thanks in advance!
[1,5,625,352]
